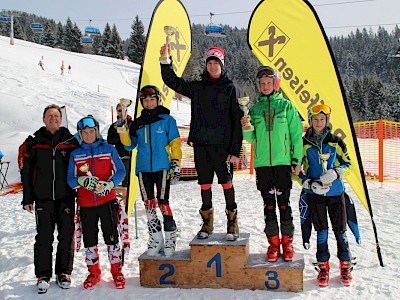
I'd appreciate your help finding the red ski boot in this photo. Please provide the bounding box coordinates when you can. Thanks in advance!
[111,262,125,289]
[316,261,330,287]
[281,235,294,262]
[266,235,281,262]
[83,264,101,289]
[340,260,353,286]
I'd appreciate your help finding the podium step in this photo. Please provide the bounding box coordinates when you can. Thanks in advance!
[138,232,303,291]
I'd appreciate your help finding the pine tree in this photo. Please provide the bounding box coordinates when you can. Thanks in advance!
[100,23,112,57]
[54,22,64,48]
[64,17,74,51]
[41,21,55,47]
[110,24,124,59]
[71,23,82,53]
[126,15,146,64]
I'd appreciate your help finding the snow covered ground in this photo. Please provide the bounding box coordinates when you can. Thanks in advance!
[0,36,399,299]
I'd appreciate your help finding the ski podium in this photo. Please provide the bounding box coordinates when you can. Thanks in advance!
[138,233,304,292]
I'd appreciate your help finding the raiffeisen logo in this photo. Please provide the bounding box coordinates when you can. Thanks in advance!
[254,22,346,140]
[256,22,324,110]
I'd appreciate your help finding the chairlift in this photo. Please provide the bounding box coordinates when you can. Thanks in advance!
[84,20,100,36]
[85,26,100,36]
[0,16,11,22]
[204,12,226,38]
[80,36,93,45]
[31,22,43,33]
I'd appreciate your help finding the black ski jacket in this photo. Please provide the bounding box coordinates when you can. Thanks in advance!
[22,126,79,205]
[161,63,243,157]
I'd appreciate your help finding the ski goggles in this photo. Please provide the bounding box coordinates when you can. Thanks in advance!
[77,117,97,130]
[256,67,275,79]
[139,87,158,100]
[310,104,331,115]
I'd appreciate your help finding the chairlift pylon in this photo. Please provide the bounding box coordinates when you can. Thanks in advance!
[204,12,226,38]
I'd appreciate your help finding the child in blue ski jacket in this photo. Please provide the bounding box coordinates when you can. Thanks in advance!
[119,85,182,257]
[296,104,353,287]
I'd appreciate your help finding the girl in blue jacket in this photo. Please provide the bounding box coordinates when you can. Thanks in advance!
[120,85,182,257]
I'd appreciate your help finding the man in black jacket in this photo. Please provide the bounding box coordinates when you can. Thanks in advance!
[107,103,132,187]
[160,45,243,241]
[22,104,79,294]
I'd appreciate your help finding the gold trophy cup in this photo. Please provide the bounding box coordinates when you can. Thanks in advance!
[238,96,253,131]
[319,153,331,186]
[117,98,132,133]
[159,26,176,64]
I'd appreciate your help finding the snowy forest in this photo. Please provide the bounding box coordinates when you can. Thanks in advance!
[2,10,400,122]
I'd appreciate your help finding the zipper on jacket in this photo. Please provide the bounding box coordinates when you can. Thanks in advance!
[149,123,153,171]
[52,147,56,200]
[90,147,97,206]
[268,98,273,166]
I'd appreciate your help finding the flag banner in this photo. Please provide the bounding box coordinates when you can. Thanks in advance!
[126,0,191,218]
[248,0,383,266]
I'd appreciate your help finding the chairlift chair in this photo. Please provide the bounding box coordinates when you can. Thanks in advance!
[0,16,11,22]
[31,22,44,33]
[85,26,100,36]
[204,12,226,38]
[80,36,94,45]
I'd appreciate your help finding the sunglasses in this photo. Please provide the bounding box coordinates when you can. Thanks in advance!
[310,104,331,115]
[77,117,96,131]
[139,87,158,100]
[256,67,275,79]
[117,109,122,113]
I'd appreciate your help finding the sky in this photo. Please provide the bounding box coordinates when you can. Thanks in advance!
[0,33,400,299]
[1,0,400,39]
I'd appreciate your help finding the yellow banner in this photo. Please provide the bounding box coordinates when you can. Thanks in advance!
[248,0,371,213]
[126,0,191,217]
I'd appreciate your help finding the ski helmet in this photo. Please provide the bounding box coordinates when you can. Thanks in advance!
[77,115,100,140]
[139,85,161,106]
[255,66,281,93]
[307,104,332,127]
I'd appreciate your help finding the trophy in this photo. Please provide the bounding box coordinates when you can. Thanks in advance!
[318,153,331,186]
[117,98,132,133]
[238,96,253,131]
[159,26,176,64]
[79,163,92,176]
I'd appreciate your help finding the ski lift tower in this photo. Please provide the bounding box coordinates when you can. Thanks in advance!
[0,10,19,45]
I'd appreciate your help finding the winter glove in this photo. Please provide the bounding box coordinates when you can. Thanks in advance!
[115,118,125,127]
[78,176,99,191]
[94,180,114,196]
[319,168,342,185]
[304,179,330,195]
[168,159,181,185]
[310,181,330,195]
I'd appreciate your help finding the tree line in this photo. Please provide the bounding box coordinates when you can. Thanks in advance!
[2,11,400,122]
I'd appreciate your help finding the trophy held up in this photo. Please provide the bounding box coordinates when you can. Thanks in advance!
[238,96,254,131]
[159,26,176,65]
[117,98,132,133]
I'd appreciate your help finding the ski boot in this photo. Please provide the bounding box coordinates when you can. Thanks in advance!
[37,276,50,294]
[111,262,125,289]
[340,260,353,286]
[281,235,294,262]
[315,261,330,287]
[225,209,239,241]
[266,235,281,262]
[197,208,214,239]
[147,230,164,256]
[164,229,177,257]
[56,273,71,289]
[83,263,101,289]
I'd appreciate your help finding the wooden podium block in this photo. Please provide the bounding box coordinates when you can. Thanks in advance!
[138,232,304,291]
